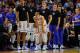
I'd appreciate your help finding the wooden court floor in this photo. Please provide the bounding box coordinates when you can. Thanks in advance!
[0,48,80,53]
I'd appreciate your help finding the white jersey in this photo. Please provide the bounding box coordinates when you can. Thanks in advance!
[38,15,47,32]
[34,15,47,33]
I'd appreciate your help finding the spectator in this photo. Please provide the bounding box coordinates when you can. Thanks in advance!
[72,8,80,47]
[5,7,17,49]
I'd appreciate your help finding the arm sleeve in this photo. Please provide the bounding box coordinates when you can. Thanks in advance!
[16,5,20,12]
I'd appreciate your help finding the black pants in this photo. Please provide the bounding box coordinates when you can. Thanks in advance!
[63,29,69,47]
[63,28,78,48]
[74,26,80,47]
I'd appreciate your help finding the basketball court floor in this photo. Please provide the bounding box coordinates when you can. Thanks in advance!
[0,48,80,53]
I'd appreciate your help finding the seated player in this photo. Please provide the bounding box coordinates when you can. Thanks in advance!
[64,22,75,48]
[5,7,17,49]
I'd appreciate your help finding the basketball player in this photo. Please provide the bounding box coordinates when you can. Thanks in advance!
[49,3,64,49]
[33,11,47,50]
[33,12,40,50]
[16,0,29,50]
[39,0,50,47]
[27,2,36,47]
[39,0,50,24]
[72,8,80,47]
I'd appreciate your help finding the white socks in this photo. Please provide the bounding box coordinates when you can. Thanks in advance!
[11,35,16,44]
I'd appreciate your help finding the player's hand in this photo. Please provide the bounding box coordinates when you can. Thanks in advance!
[27,23,29,27]
[56,26,59,31]
[16,21,19,25]
[70,31,75,34]
[47,24,49,28]
[16,21,21,28]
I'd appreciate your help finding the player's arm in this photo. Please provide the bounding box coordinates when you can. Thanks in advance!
[16,9,19,23]
[63,17,67,28]
[27,12,29,23]
[56,17,61,30]
[72,19,80,23]
[33,16,36,27]
[27,12,29,27]
[16,7,20,29]
[48,15,52,26]
[33,16,35,22]
[58,17,61,26]
[4,17,8,25]
[42,16,45,25]
[72,17,80,27]
[42,16,46,33]
[4,13,9,26]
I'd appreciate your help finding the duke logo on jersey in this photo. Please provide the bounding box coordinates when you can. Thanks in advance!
[30,9,32,12]
[42,11,45,13]
[52,12,55,15]
[23,8,25,11]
